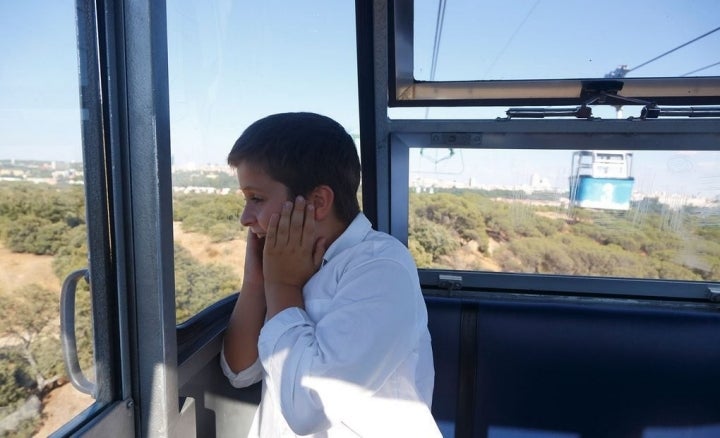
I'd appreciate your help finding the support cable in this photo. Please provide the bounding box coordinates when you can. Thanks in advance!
[610,26,720,77]
[681,60,720,77]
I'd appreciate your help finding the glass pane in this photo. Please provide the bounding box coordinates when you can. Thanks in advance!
[0,1,94,436]
[167,1,359,322]
[414,0,720,81]
[409,147,720,282]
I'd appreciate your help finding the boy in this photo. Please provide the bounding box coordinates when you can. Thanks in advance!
[221,112,440,437]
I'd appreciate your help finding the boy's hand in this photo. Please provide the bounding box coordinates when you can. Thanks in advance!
[241,230,265,291]
[263,196,326,317]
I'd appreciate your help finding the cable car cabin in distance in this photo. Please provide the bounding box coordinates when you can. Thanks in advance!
[569,150,635,210]
[1,0,719,437]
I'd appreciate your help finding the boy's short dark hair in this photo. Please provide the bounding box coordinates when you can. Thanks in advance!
[228,112,361,224]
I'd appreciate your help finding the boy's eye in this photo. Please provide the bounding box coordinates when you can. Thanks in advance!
[247,196,263,203]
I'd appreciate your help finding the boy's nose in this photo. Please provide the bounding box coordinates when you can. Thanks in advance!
[239,208,253,227]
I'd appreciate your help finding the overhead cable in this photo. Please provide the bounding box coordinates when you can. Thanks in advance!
[681,60,720,77]
[628,25,720,74]
[483,0,541,79]
[429,0,447,81]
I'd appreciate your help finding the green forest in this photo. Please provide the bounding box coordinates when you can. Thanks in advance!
[409,190,720,280]
[0,181,719,434]
[0,183,243,434]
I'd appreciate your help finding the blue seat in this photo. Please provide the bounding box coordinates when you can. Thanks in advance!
[425,295,720,438]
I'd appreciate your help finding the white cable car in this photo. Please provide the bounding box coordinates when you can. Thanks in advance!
[569,150,635,210]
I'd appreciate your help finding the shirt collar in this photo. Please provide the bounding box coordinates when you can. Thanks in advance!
[322,212,372,264]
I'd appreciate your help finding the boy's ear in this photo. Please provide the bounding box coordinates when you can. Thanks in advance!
[309,185,334,220]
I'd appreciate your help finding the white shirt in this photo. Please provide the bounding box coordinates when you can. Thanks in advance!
[221,213,441,437]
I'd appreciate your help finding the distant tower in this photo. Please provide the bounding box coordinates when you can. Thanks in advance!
[604,65,629,119]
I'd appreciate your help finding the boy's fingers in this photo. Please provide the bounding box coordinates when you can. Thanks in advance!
[275,201,292,246]
[302,203,315,248]
[289,196,306,245]
[265,213,280,248]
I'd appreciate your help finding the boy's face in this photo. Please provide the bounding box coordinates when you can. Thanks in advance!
[236,161,291,239]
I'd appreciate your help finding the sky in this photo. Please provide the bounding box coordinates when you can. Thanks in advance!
[1,0,719,198]
[413,0,720,81]
[0,1,81,162]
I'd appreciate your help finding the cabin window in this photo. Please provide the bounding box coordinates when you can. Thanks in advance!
[0,1,97,433]
[388,126,720,299]
[374,1,720,300]
[390,0,720,108]
[413,1,720,82]
[406,147,720,284]
[166,0,359,322]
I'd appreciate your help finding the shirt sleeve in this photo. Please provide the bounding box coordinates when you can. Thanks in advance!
[220,344,264,388]
[258,256,423,436]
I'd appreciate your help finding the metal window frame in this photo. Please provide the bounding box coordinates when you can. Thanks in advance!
[113,0,182,436]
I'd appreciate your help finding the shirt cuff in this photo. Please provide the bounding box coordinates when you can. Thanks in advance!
[220,344,264,388]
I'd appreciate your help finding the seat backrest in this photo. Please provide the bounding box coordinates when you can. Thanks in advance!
[425,295,720,438]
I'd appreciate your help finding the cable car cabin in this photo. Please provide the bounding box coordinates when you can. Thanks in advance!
[2,1,720,437]
[569,150,635,210]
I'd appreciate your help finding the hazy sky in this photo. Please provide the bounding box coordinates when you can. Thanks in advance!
[1,0,719,197]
